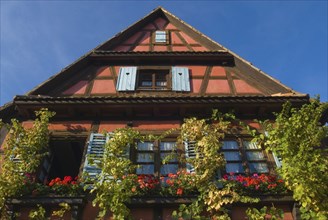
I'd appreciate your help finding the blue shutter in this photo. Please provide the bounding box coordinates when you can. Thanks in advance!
[116,67,137,91]
[38,152,53,182]
[273,152,283,168]
[82,133,109,181]
[172,67,190,92]
[184,141,196,173]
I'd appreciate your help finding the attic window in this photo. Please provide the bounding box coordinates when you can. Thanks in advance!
[137,69,170,90]
[116,66,190,92]
[154,31,168,44]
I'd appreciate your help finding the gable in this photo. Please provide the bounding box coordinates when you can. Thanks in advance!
[111,17,209,52]
[24,7,306,100]
[60,65,266,96]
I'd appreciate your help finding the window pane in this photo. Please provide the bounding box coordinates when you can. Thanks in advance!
[243,141,260,149]
[137,142,154,150]
[156,81,167,87]
[222,141,239,149]
[160,142,176,151]
[160,164,178,175]
[155,31,166,43]
[249,163,269,173]
[223,152,241,161]
[136,165,154,175]
[137,153,154,162]
[246,151,265,160]
[141,81,152,87]
[160,153,178,162]
[226,163,244,173]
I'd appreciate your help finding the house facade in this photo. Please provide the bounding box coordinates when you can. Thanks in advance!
[0,7,309,220]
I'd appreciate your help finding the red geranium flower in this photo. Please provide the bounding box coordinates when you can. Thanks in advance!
[176,188,183,195]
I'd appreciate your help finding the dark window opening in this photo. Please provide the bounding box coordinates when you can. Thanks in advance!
[137,69,170,90]
[38,138,86,183]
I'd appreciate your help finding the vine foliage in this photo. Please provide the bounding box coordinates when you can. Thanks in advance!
[262,99,328,219]
[0,109,55,216]
[91,111,258,219]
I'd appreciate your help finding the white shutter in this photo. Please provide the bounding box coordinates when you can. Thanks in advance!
[184,141,196,173]
[116,67,137,91]
[273,152,283,168]
[172,67,190,92]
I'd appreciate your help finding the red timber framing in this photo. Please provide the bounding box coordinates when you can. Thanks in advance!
[0,6,308,220]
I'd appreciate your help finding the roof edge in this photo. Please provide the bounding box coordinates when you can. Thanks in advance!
[159,7,304,94]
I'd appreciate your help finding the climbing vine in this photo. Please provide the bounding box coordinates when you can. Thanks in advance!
[91,127,141,219]
[245,205,284,220]
[0,109,55,216]
[2,100,325,219]
[172,112,258,219]
[261,99,328,219]
[91,111,259,219]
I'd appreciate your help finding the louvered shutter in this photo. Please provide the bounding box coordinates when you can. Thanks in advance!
[116,67,137,91]
[184,141,196,173]
[264,131,283,168]
[10,137,24,174]
[172,67,190,92]
[11,152,23,173]
[273,152,283,168]
[82,133,109,181]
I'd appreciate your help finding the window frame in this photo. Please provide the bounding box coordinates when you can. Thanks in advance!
[37,135,87,183]
[132,138,180,178]
[221,138,270,175]
[153,30,170,44]
[136,67,171,91]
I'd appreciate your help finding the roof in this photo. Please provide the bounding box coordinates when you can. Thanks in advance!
[13,94,309,105]
[1,7,308,112]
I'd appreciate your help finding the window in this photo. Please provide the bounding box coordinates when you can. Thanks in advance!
[154,31,168,44]
[134,140,178,177]
[137,69,170,90]
[38,138,86,183]
[222,140,269,174]
[116,66,190,92]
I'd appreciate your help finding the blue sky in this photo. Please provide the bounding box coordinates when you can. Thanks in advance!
[0,1,327,106]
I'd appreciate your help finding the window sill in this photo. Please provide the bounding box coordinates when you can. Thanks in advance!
[129,194,294,205]
[130,195,197,205]
[6,195,86,206]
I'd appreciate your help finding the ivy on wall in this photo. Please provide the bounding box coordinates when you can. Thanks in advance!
[0,99,326,220]
[91,112,259,219]
[261,99,328,219]
[0,109,55,217]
